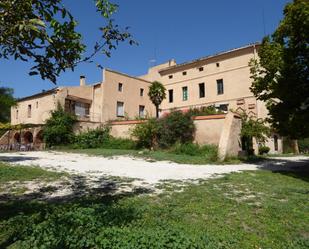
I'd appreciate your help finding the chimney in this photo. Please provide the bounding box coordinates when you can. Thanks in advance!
[80,75,86,86]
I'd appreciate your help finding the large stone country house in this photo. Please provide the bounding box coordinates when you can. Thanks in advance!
[0,43,282,155]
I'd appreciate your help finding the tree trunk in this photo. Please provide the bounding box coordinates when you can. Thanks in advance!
[291,139,300,154]
[155,105,159,119]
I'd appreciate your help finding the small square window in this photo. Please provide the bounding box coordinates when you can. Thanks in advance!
[118,83,123,92]
[168,75,173,79]
[182,71,187,76]
[116,101,124,117]
[140,88,144,96]
[216,63,220,67]
[199,67,204,72]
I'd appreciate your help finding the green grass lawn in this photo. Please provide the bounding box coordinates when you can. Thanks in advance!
[0,162,66,184]
[0,166,308,248]
[58,148,242,164]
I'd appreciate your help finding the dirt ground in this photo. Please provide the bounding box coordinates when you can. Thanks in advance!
[0,151,308,200]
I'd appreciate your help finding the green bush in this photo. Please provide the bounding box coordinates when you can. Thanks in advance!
[258,145,270,155]
[188,105,223,116]
[157,110,195,148]
[298,138,309,153]
[132,111,196,149]
[101,137,136,150]
[131,119,159,149]
[43,104,77,147]
[73,126,110,149]
[172,142,218,160]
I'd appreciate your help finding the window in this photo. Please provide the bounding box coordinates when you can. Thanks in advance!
[118,83,123,92]
[182,71,187,76]
[168,89,174,103]
[16,110,18,119]
[182,86,188,101]
[140,88,144,96]
[139,105,145,118]
[216,62,220,67]
[116,101,124,117]
[168,75,173,79]
[199,67,204,72]
[199,83,205,98]
[27,105,32,118]
[217,79,224,95]
[75,102,90,117]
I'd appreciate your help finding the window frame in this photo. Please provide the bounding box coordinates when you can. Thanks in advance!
[140,88,144,97]
[118,83,123,92]
[199,83,205,98]
[182,86,188,101]
[27,104,32,118]
[116,101,125,117]
[139,105,145,118]
[168,89,174,103]
[217,79,224,95]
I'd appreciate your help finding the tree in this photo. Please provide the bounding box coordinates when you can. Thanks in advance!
[43,104,76,147]
[148,81,166,118]
[0,0,136,83]
[250,0,309,153]
[239,112,271,155]
[0,87,15,123]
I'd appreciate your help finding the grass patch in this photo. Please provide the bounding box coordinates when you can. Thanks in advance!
[0,170,308,248]
[0,162,66,184]
[58,147,242,165]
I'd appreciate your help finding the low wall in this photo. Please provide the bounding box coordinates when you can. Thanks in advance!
[109,114,242,158]
[110,120,145,139]
[193,115,225,145]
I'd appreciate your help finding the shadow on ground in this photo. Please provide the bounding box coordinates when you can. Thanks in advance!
[0,155,39,163]
[0,174,154,248]
[254,157,309,182]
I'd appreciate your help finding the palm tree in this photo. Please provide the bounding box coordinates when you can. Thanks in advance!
[148,81,166,118]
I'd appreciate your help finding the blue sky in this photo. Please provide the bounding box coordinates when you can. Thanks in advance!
[0,0,290,98]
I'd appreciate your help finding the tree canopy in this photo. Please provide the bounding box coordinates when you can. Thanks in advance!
[148,81,166,118]
[0,87,15,123]
[250,0,309,140]
[0,0,136,83]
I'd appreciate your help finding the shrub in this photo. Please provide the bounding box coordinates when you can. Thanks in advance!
[101,137,136,150]
[43,104,77,147]
[258,145,270,155]
[131,119,159,149]
[157,110,195,148]
[172,142,218,160]
[298,138,309,153]
[188,105,223,116]
[132,111,196,149]
[73,126,110,149]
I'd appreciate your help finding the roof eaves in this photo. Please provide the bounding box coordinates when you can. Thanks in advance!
[159,42,261,73]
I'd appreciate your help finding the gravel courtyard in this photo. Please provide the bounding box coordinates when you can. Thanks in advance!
[1,151,308,184]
